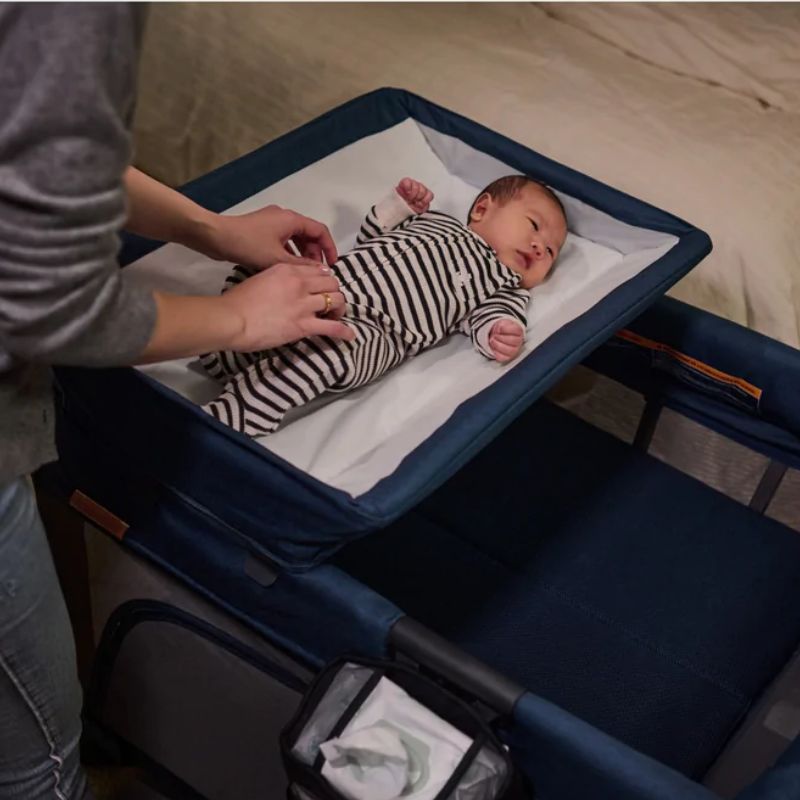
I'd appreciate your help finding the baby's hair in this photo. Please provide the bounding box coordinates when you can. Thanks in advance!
[468,175,567,226]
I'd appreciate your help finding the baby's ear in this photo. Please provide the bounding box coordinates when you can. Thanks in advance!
[469,192,492,223]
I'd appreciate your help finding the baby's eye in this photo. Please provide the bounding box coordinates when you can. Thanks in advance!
[528,218,539,232]
[547,247,554,257]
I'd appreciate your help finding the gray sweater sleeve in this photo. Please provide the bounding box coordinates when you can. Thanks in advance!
[0,3,156,368]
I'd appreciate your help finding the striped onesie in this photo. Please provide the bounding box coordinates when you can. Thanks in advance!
[200,191,530,436]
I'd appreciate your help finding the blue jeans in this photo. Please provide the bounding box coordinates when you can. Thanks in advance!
[0,478,91,800]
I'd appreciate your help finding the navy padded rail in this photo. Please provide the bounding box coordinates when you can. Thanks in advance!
[56,88,711,571]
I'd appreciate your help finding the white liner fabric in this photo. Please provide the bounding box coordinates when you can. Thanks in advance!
[130,120,677,495]
[319,677,469,800]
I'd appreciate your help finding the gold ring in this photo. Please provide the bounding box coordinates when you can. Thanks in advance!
[322,292,332,315]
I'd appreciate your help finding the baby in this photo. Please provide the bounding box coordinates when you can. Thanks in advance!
[201,175,568,436]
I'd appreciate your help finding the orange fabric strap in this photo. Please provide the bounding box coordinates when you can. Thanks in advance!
[69,490,128,541]
[616,329,763,401]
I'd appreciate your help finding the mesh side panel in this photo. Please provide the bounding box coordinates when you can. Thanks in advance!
[101,619,302,800]
[448,745,508,800]
[292,664,374,765]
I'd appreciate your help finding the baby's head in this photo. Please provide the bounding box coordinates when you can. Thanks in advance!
[467,176,568,289]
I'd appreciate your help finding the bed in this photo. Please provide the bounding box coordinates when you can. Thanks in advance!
[131,2,800,347]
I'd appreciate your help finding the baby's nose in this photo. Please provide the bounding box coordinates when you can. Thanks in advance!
[531,241,544,257]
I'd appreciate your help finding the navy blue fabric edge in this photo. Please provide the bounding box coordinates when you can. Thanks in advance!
[510,692,719,800]
[362,230,710,518]
[119,89,410,265]
[583,295,800,467]
[120,87,696,264]
[62,87,712,569]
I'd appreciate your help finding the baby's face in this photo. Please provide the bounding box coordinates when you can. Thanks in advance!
[468,185,567,289]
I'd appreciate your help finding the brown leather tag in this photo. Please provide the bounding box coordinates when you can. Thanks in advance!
[69,490,129,541]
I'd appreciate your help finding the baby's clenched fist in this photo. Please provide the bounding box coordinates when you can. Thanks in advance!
[488,319,525,362]
[397,177,434,214]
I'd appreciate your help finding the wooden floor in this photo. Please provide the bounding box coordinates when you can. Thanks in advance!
[87,766,148,799]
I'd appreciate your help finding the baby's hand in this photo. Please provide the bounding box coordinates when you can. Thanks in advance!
[397,177,434,214]
[488,319,525,363]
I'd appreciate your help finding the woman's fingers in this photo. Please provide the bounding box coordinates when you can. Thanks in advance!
[302,317,356,341]
[305,274,342,295]
[297,240,323,263]
[290,215,338,266]
[304,290,346,316]
[274,262,334,281]
[327,304,346,320]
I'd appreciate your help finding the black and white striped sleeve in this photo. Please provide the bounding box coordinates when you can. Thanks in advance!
[356,190,416,245]
[221,264,257,293]
[460,287,530,359]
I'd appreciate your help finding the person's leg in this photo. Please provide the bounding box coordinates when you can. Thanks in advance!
[204,334,360,436]
[0,477,92,800]
[332,322,405,393]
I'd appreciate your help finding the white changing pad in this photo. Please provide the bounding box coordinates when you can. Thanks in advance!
[129,119,677,496]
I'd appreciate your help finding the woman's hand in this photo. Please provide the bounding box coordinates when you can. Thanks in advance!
[201,205,339,271]
[138,263,353,364]
[219,262,352,352]
[123,168,338,271]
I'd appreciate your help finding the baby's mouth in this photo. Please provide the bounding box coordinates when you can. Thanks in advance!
[516,250,532,270]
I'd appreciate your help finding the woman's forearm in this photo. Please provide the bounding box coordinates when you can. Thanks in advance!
[122,169,349,364]
[135,291,242,364]
[123,166,339,272]
[123,166,222,256]
[136,266,350,364]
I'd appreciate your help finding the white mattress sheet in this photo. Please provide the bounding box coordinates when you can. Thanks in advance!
[131,120,677,496]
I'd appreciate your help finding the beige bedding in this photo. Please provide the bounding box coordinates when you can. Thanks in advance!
[133,3,800,345]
